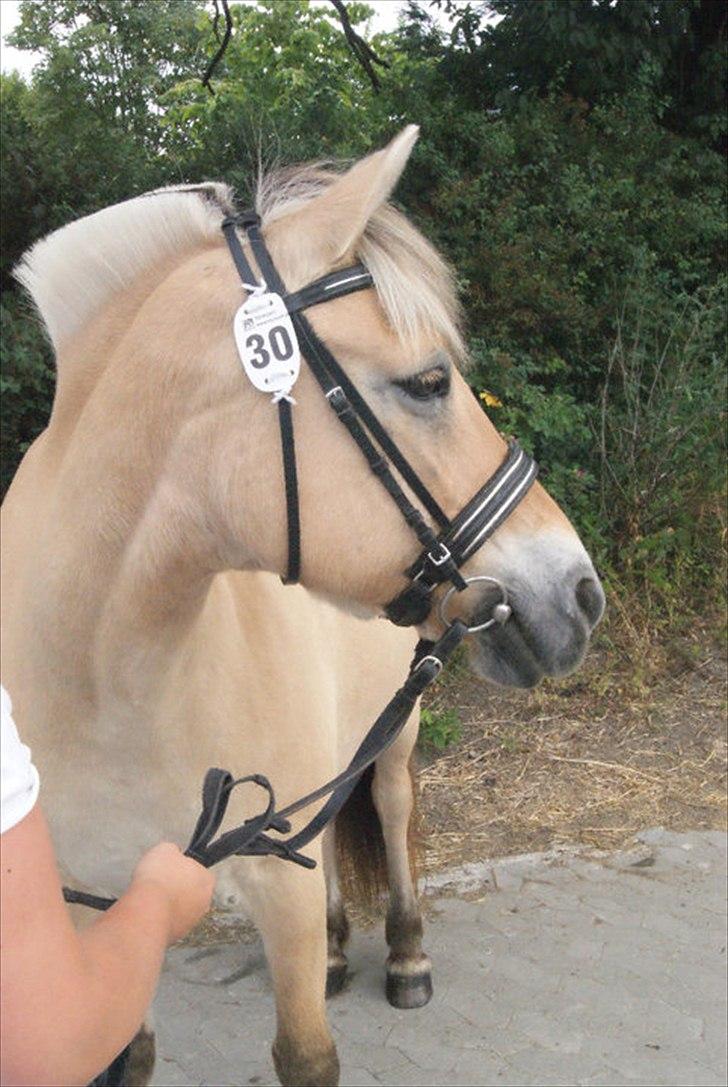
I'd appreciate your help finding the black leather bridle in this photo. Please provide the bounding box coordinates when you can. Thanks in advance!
[63,206,538,911]
[221,211,538,628]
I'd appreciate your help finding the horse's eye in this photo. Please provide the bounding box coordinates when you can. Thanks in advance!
[395,366,450,401]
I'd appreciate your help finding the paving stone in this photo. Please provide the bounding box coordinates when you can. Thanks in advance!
[598,1048,727,1086]
[506,1044,610,1086]
[449,1047,514,1083]
[339,1067,382,1086]
[151,830,727,1087]
[333,1038,413,1079]
[151,1057,197,1086]
[507,1009,585,1055]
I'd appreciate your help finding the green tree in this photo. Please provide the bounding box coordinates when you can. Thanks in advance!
[2,1,209,282]
[160,0,391,196]
[430,0,726,143]
[8,0,204,146]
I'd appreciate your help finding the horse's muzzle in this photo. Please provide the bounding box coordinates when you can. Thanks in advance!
[467,567,605,688]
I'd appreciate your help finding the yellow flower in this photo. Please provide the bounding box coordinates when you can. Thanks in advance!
[479,389,503,408]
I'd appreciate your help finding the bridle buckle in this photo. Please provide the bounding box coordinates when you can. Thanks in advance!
[427,542,452,567]
[413,654,443,677]
[325,386,350,417]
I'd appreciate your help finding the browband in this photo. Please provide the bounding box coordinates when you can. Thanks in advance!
[222,216,373,314]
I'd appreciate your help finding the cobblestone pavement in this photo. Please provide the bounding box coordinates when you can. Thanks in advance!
[151,829,727,1087]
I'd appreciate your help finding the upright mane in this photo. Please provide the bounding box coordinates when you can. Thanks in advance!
[14,183,237,349]
[15,165,464,360]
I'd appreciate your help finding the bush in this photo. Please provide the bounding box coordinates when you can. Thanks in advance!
[466,270,727,616]
[0,294,54,495]
[596,275,727,613]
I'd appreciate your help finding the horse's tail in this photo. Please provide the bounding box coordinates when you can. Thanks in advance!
[334,759,421,908]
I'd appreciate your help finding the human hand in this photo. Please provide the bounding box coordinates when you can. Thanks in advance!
[131,842,215,944]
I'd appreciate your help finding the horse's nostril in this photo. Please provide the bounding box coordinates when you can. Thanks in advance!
[575,577,605,627]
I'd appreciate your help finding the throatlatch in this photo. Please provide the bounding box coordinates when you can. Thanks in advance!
[62,206,537,911]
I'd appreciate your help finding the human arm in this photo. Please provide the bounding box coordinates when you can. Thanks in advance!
[0,805,214,1087]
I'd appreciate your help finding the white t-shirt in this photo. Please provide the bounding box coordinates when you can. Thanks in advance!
[1,685,40,834]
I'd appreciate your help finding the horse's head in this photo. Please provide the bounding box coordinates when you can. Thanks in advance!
[16,127,603,688]
[227,126,604,686]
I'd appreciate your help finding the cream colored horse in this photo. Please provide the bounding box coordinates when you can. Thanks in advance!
[0,127,604,1086]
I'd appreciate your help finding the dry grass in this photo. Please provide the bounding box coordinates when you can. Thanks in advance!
[417,615,727,872]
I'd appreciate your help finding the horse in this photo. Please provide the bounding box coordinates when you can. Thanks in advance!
[0,125,605,1086]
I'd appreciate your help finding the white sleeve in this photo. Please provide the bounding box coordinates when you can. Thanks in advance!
[1,685,40,834]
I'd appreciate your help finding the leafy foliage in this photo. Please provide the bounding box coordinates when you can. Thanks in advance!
[596,276,727,604]
[434,0,726,144]
[419,706,463,749]
[1,0,725,618]
[0,293,54,494]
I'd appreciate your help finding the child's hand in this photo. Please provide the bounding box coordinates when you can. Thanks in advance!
[131,842,215,944]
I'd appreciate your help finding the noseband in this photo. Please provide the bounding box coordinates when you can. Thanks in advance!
[221,211,538,630]
[62,205,538,911]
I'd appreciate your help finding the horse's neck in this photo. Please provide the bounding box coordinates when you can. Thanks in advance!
[1,423,224,742]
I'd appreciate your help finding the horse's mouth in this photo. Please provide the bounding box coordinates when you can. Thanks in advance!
[467,606,591,689]
[468,619,545,688]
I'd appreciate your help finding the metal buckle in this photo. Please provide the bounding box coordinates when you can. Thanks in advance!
[438,575,511,634]
[325,386,350,417]
[413,654,443,677]
[427,542,452,567]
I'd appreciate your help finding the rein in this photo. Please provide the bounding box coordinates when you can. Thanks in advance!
[62,208,537,912]
[63,621,466,911]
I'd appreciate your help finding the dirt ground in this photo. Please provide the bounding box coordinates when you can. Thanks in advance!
[417,616,727,872]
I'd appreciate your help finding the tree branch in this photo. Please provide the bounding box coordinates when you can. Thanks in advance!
[201,0,232,96]
[329,0,391,93]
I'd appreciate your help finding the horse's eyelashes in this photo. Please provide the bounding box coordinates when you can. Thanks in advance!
[395,367,451,401]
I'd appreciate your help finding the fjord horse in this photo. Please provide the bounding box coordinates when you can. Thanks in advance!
[0,126,604,1085]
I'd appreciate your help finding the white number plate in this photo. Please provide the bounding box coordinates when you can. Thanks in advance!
[234,290,301,402]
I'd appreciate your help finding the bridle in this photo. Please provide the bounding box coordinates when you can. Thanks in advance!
[221,210,538,630]
[63,205,538,911]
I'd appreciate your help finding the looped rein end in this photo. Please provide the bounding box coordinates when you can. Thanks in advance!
[61,620,468,912]
[183,770,314,870]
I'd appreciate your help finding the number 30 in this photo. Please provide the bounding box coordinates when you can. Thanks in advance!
[246,326,294,370]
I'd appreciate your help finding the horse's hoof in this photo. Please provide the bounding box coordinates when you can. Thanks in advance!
[386,970,433,1009]
[326,961,349,998]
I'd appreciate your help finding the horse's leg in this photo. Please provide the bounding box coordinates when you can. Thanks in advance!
[372,707,433,1009]
[122,1020,156,1086]
[323,823,350,998]
[243,848,339,1087]
[86,1020,154,1087]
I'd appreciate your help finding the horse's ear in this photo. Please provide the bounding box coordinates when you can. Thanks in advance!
[272,125,419,279]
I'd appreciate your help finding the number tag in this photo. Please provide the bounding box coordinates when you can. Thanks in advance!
[234,290,301,402]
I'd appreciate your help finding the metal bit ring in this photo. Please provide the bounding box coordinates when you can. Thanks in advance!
[438,576,511,634]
